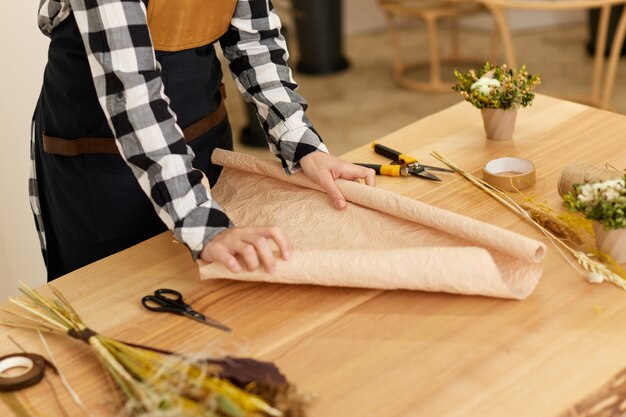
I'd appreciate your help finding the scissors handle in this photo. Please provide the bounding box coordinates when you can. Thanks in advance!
[141,288,188,315]
[371,142,417,165]
[356,163,408,177]
[154,288,183,302]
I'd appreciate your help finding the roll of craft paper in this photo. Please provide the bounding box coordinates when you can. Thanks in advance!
[557,161,622,197]
[482,157,536,192]
[200,150,547,300]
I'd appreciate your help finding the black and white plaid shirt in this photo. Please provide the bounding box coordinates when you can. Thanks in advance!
[32,0,328,260]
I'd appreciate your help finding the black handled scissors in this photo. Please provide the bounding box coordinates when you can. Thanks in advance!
[141,288,232,333]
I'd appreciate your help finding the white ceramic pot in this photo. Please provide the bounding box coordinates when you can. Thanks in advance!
[593,222,626,264]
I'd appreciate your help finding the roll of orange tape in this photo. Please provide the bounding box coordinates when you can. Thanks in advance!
[482,157,536,192]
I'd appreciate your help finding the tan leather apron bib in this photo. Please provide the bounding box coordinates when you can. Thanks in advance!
[146,0,238,51]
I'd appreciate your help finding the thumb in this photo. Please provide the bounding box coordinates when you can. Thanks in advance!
[319,173,346,210]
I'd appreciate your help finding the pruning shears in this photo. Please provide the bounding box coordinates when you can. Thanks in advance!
[356,142,454,181]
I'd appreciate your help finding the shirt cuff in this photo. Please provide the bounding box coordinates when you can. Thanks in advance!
[172,201,234,261]
[189,226,230,261]
[278,126,329,174]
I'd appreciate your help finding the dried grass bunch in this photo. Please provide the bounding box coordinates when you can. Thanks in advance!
[1,284,305,417]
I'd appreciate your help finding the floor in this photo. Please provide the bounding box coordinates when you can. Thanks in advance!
[223,23,626,159]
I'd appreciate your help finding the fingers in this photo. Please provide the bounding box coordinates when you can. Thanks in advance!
[338,163,376,187]
[234,240,261,272]
[258,226,290,260]
[362,166,376,187]
[300,152,377,211]
[322,163,375,209]
[200,226,290,274]
[318,172,347,209]
[242,235,275,273]
[203,243,242,273]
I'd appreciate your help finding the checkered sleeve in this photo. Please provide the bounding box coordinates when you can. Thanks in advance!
[69,0,232,260]
[220,0,329,174]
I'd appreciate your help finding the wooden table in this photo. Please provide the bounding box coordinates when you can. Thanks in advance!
[2,95,626,417]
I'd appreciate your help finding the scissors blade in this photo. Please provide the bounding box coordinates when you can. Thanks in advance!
[406,164,441,181]
[184,311,233,333]
[419,165,455,173]
[412,169,442,181]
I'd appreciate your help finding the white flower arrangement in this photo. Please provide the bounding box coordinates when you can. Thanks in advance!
[452,63,541,110]
[576,179,624,203]
[564,175,626,230]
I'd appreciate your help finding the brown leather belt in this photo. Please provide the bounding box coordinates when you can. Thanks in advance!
[43,84,227,157]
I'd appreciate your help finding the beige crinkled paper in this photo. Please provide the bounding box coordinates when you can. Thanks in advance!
[198,149,546,300]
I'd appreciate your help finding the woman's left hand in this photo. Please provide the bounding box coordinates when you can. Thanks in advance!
[299,151,376,210]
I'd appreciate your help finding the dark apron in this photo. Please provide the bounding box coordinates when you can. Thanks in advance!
[33,11,232,281]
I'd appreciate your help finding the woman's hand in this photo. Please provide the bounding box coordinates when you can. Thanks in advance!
[300,151,376,209]
[200,226,290,273]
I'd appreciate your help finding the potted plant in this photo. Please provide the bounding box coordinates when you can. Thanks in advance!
[452,63,541,141]
[564,173,626,263]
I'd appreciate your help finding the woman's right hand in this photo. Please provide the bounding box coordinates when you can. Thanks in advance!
[200,226,290,274]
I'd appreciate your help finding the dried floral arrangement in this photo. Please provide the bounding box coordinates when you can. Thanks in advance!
[1,284,306,417]
[431,152,626,289]
[452,63,541,110]
[563,174,626,230]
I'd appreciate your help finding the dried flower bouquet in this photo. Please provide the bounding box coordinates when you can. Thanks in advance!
[1,284,305,417]
[452,62,541,110]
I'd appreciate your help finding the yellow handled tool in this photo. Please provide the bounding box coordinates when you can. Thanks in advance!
[356,163,409,177]
[370,142,454,181]
[371,142,417,165]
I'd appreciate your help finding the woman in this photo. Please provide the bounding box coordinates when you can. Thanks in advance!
[32,0,375,281]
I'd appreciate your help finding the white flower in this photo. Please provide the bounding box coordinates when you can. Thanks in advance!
[603,188,620,201]
[586,272,605,284]
[595,178,624,191]
[577,193,594,203]
[471,78,501,96]
[577,184,596,203]
[592,182,605,191]
[579,178,625,203]
[605,179,624,192]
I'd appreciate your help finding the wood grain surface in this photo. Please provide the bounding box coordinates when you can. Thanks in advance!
[1,95,625,417]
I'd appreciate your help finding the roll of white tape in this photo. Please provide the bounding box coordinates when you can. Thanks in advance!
[0,356,34,377]
[482,157,536,192]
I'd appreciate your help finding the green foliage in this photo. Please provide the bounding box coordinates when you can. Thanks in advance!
[563,173,626,230]
[452,62,541,110]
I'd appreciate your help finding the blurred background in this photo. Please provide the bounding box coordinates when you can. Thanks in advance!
[1,0,624,299]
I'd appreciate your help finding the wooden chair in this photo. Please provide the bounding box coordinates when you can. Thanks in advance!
[379,0,498,93]
[476,0,626,109]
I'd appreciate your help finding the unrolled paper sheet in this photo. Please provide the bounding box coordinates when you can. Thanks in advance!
[199,149,546,300]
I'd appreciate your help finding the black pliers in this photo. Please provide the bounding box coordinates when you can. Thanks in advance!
[357,143,454,181]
